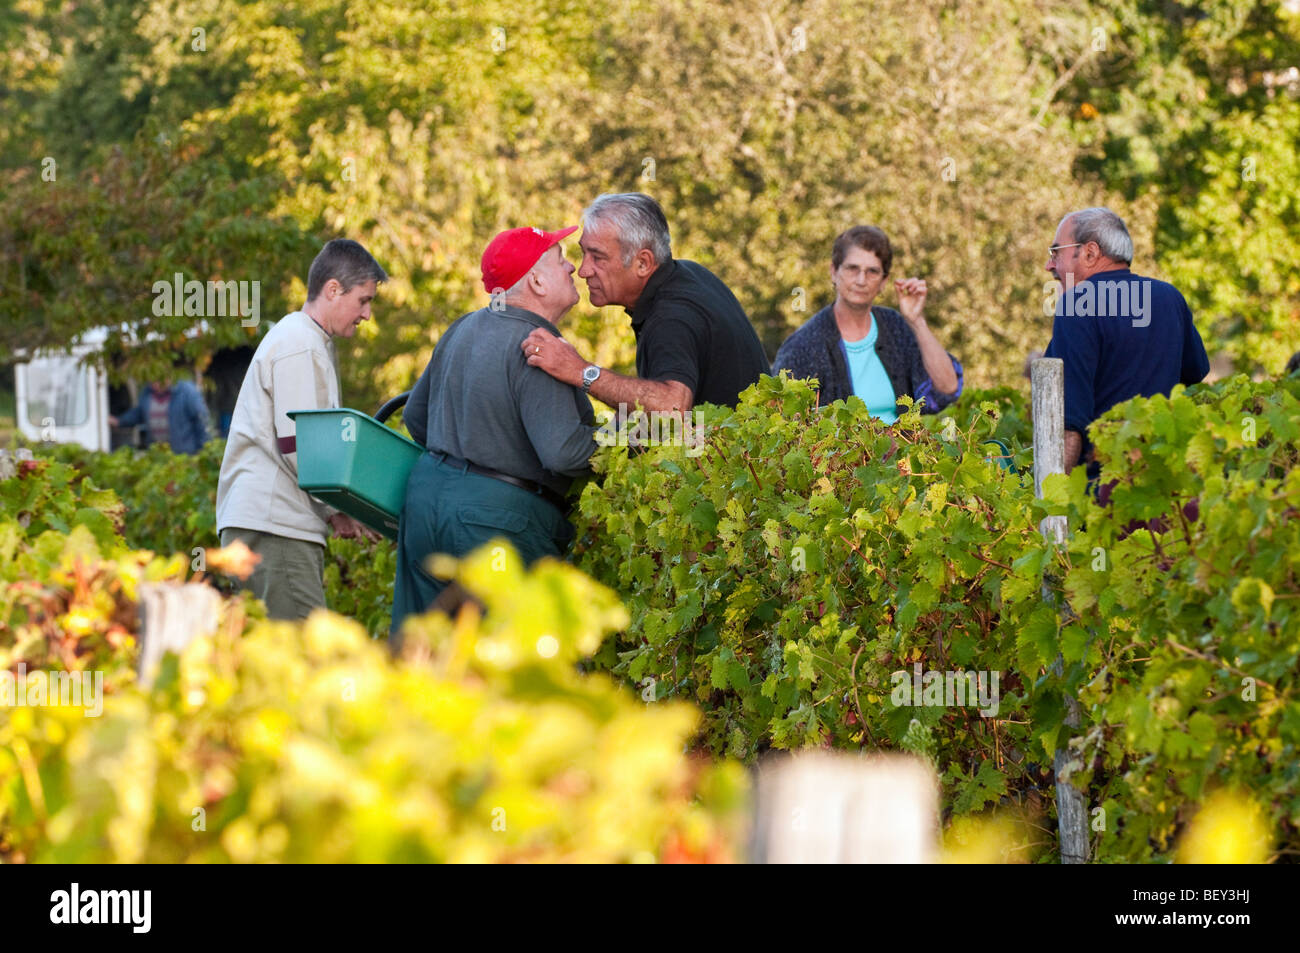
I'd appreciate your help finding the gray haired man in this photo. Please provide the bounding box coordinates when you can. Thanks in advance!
[521,192,770,412]
[1043,207,1209,477]
[216,238,387,620]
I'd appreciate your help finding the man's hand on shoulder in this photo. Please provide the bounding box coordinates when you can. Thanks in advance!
[520,325,694,411]
[522,327,586,387]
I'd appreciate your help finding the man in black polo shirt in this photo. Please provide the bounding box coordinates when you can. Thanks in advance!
[520,192,770,411]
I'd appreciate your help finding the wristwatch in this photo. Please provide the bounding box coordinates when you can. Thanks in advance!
[582,365,602,394]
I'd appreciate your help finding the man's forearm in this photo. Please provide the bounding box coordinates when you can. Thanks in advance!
[1064,429,1084,471]
[522,328,694,412]
[589,370,693,412]
[910,320,959,394]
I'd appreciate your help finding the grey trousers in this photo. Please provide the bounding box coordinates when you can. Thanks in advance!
[219,527,326,621]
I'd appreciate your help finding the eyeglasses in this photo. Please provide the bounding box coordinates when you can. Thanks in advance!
[1047,242,1085,261]
[838,265,885,279]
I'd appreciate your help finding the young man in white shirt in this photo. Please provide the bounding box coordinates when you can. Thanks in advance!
[216,239,386,619]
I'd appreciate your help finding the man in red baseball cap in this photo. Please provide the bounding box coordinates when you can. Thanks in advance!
[390,224,597,641]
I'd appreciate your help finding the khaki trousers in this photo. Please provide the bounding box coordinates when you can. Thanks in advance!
[219,527,326,621]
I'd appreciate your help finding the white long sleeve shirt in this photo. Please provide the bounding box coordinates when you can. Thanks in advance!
[216,311,340,545]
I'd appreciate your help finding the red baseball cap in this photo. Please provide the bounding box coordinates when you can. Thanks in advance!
[480,225,578,294]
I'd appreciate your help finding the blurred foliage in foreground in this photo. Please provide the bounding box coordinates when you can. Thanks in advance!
[0,476,747,862]
[1176,790,1272,864]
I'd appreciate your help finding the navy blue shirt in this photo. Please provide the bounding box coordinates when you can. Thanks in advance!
[1044,268,1209,460]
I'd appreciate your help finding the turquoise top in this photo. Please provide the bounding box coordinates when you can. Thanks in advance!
[842,313,898,424]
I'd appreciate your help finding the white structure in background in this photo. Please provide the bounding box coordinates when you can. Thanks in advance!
[12,320,249,453]
[14,327,113,451]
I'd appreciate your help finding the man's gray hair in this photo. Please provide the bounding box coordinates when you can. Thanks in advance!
[1065,207,1133,265]
[582,193,672,267]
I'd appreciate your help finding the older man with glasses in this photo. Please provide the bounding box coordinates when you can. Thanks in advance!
[1043,207,1210,478]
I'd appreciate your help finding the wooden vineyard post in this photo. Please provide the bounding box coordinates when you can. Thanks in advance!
[136,582,223,687]
[1031,358,1088,864]
[750,752,938,863]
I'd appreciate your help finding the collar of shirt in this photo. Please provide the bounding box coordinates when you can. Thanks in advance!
[289,311,340,385]
[628,258,679,331]
[487,302,562,334]
[1076,267,1133,285]
[294,309,334,344]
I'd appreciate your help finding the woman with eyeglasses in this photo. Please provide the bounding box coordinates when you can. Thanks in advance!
[773,225,963,421]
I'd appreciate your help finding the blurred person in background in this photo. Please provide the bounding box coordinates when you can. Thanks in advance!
[110,372,210,454]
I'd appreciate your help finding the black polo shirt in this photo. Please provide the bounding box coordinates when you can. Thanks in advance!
[628,259,770,408]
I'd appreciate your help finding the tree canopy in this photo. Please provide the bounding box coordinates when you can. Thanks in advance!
[2,0,1296,408]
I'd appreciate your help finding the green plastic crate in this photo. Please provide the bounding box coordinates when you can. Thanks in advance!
[287,408,423,540]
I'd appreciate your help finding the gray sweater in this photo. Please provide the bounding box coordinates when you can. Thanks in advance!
[404,304,597,496]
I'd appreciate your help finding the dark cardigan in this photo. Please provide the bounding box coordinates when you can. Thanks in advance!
[771,304,963,414]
